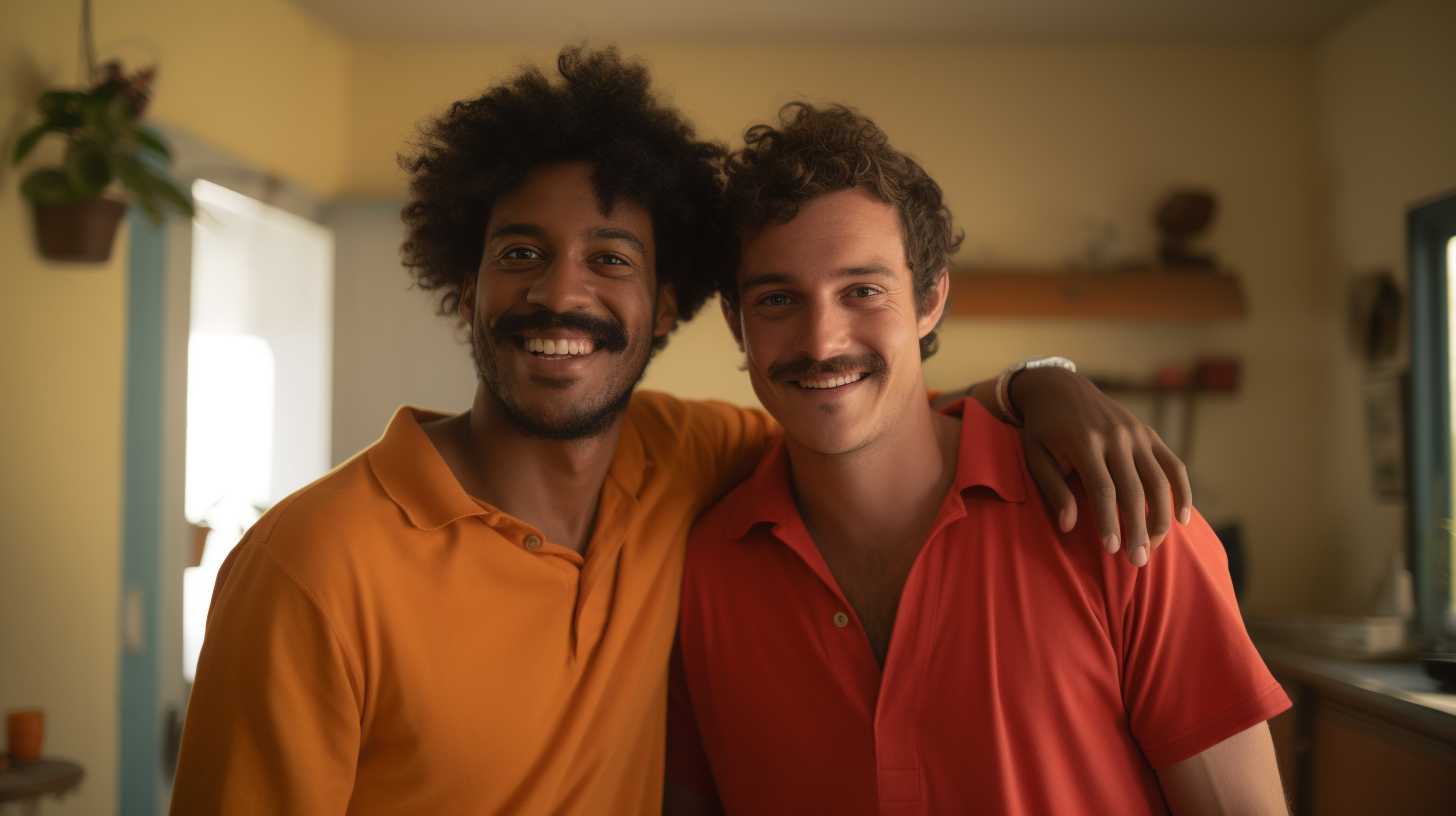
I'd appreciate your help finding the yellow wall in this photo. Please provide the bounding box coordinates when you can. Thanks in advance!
[1314,0,1456,611]
[345,41,1327,611]
[3,1,1451,812]
[0,1,346,813]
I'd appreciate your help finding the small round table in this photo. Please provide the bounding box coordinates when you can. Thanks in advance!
[0,760,84,815]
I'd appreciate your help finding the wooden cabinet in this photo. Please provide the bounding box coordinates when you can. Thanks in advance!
[1263,645,1456,816]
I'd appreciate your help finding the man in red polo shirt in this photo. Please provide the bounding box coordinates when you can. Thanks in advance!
[665,103,1291,816]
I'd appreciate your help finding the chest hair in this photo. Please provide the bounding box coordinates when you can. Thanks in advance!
[817,534,927,668]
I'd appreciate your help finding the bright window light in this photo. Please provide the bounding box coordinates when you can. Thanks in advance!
[183,179,333,682]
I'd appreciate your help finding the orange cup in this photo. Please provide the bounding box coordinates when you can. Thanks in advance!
[6,710,44,763]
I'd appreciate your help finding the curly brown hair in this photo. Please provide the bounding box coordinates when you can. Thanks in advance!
[399,46,731,340]
[722,102,962,359]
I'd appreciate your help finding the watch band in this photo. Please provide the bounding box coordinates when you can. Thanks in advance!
[995,356,1077,428]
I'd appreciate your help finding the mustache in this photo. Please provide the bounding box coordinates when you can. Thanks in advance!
[488,309,630,353]
[767,353,888,383]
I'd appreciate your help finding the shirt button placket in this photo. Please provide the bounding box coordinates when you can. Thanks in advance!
[833,611,849,628]
[524,535,542,550]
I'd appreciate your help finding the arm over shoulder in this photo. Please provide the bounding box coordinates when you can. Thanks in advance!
[632,391,779,507]
[170,531,363,816]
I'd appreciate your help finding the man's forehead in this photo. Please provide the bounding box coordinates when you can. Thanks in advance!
[485,161,653,243]
[736,190,909,285]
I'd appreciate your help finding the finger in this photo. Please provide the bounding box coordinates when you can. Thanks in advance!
[1073,451,1122,554]
[1026,442,1078,533]
[1134,443,1173,551]
[1105,440,1149,566]
[1151,432,1193,526]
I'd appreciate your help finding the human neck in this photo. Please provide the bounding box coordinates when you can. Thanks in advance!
[786,386,960,557]
[422,383,625,554]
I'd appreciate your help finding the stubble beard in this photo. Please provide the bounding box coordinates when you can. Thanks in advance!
[471,311,651,441]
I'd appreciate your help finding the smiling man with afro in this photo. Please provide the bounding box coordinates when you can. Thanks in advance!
[401,45,730,333]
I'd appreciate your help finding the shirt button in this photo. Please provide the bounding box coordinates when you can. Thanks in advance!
[833,612,849,628]
[524,535,542,550]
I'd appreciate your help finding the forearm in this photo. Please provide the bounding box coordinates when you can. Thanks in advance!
[1155,722,1289,816]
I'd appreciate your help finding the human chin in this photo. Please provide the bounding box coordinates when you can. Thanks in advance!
[753,368,883,457]
[475,322,650,440]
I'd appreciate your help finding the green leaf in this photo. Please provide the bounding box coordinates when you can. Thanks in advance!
[36,91,84,130]
[132,127,171,160]
[149,176,194,217]
[114,154,193,221]
[41,109,84,131]
[37,91,83,116]
[65,140,113,194]
[11,124,51,165]
[81,89,127,141]
[19,168,82,206]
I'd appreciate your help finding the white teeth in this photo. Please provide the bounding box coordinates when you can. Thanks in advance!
[523,337,595,357]
[799,372,864,389]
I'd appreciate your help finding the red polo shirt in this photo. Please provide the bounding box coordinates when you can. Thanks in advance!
[667,399,1289,815]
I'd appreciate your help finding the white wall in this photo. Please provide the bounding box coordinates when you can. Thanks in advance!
[324,202,476,465]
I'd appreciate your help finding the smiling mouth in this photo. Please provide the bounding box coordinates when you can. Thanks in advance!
[793,372,867,390]
[521,336,597,360]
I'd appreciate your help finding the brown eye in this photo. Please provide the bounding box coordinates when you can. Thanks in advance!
[502,247,542,260]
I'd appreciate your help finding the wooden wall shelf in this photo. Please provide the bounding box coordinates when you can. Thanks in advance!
[946,269,1247,321]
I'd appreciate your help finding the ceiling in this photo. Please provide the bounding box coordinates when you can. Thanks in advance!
[291,0,1379,46]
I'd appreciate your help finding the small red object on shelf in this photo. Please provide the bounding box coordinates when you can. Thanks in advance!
[1154,364,1190,390]
[1195,358,1241,391]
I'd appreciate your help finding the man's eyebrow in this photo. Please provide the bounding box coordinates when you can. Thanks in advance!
[741,265,897,291]
[487,223,546,244]
[586,227,646,255]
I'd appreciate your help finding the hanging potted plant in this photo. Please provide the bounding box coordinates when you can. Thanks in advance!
[11,60,193,262]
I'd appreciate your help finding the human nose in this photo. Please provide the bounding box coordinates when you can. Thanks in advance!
[525,257,594,314]
[793,296,852,361]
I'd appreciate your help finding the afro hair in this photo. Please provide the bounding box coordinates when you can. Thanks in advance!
[399,45,732,335]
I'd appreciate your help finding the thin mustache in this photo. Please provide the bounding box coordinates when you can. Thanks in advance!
[489,310,629,353]
[767,354,887,382]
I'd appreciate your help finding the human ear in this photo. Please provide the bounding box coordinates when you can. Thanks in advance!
[917,269,950,340]
[458,271,478,326]
[653,283,680,338]
[720,294,745,352]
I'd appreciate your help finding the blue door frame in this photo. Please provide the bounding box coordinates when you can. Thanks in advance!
[120,208,167,815]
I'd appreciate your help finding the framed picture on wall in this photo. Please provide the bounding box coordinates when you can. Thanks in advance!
[1365,369,1407,501]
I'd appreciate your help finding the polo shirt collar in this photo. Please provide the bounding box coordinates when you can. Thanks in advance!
[943,396,1028,505]
[368,406,488,530]
[720,397,1026,543]
[367,404,653,532]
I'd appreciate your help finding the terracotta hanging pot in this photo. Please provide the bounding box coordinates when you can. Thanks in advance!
[33,195,128,262]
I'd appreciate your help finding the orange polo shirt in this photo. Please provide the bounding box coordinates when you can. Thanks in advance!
[169,391,774,816]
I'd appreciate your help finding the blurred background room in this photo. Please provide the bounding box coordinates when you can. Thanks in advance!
[1,0,1454,813]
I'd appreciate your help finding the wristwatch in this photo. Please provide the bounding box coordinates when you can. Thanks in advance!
[995,356,1077,428]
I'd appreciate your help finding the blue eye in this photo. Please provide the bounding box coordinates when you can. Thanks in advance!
[762,294,791,307]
